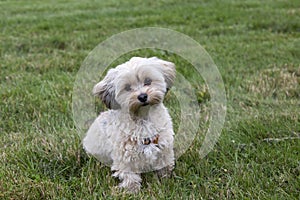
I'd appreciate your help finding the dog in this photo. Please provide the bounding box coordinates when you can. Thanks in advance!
[83,57,176,193]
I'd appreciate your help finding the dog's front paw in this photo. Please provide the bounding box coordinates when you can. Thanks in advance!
[119,181,141,194]
[156,164,174,179]
[113,171,142,193]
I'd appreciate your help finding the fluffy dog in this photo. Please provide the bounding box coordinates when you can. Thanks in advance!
[83,57,175,193]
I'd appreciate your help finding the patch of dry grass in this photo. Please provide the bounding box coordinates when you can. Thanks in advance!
[244,64,300,99]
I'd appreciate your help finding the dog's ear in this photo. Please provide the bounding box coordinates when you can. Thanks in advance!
[93,68,120,109]
[150,57,176,91]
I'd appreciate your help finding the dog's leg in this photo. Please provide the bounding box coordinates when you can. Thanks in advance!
[155,141,175,179]
[113,170,141,193]
[156,163,174,179]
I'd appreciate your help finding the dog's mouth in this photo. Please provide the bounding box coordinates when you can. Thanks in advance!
[141,102,149,106]
[129,100,150,114]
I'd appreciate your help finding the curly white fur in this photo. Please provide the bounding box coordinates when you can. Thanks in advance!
[83,57,175,193]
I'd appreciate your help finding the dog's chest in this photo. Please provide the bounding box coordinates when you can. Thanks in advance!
[121,119,161,144]
[116,119,163,156]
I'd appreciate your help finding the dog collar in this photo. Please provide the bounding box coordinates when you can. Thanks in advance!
[142,134,159,145]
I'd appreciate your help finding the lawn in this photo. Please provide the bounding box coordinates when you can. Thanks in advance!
[1,0,299,199]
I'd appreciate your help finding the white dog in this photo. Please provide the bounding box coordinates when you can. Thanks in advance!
[83,57,175,193]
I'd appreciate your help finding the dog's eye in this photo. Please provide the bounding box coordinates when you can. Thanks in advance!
[125,84,131,91]
[144,78,152,86]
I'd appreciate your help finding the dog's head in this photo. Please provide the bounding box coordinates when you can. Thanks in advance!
[93,57,176,113]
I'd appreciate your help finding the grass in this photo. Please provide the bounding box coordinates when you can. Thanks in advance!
[1,0,299,199]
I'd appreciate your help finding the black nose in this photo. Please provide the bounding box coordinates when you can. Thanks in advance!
[137,93,148,103]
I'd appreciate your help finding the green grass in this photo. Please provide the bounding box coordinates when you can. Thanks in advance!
[1,0,299,199]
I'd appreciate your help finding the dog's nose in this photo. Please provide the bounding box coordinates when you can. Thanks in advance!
[137,93,148,103]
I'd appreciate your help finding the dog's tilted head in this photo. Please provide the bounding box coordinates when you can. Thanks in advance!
[93,57,176,114]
